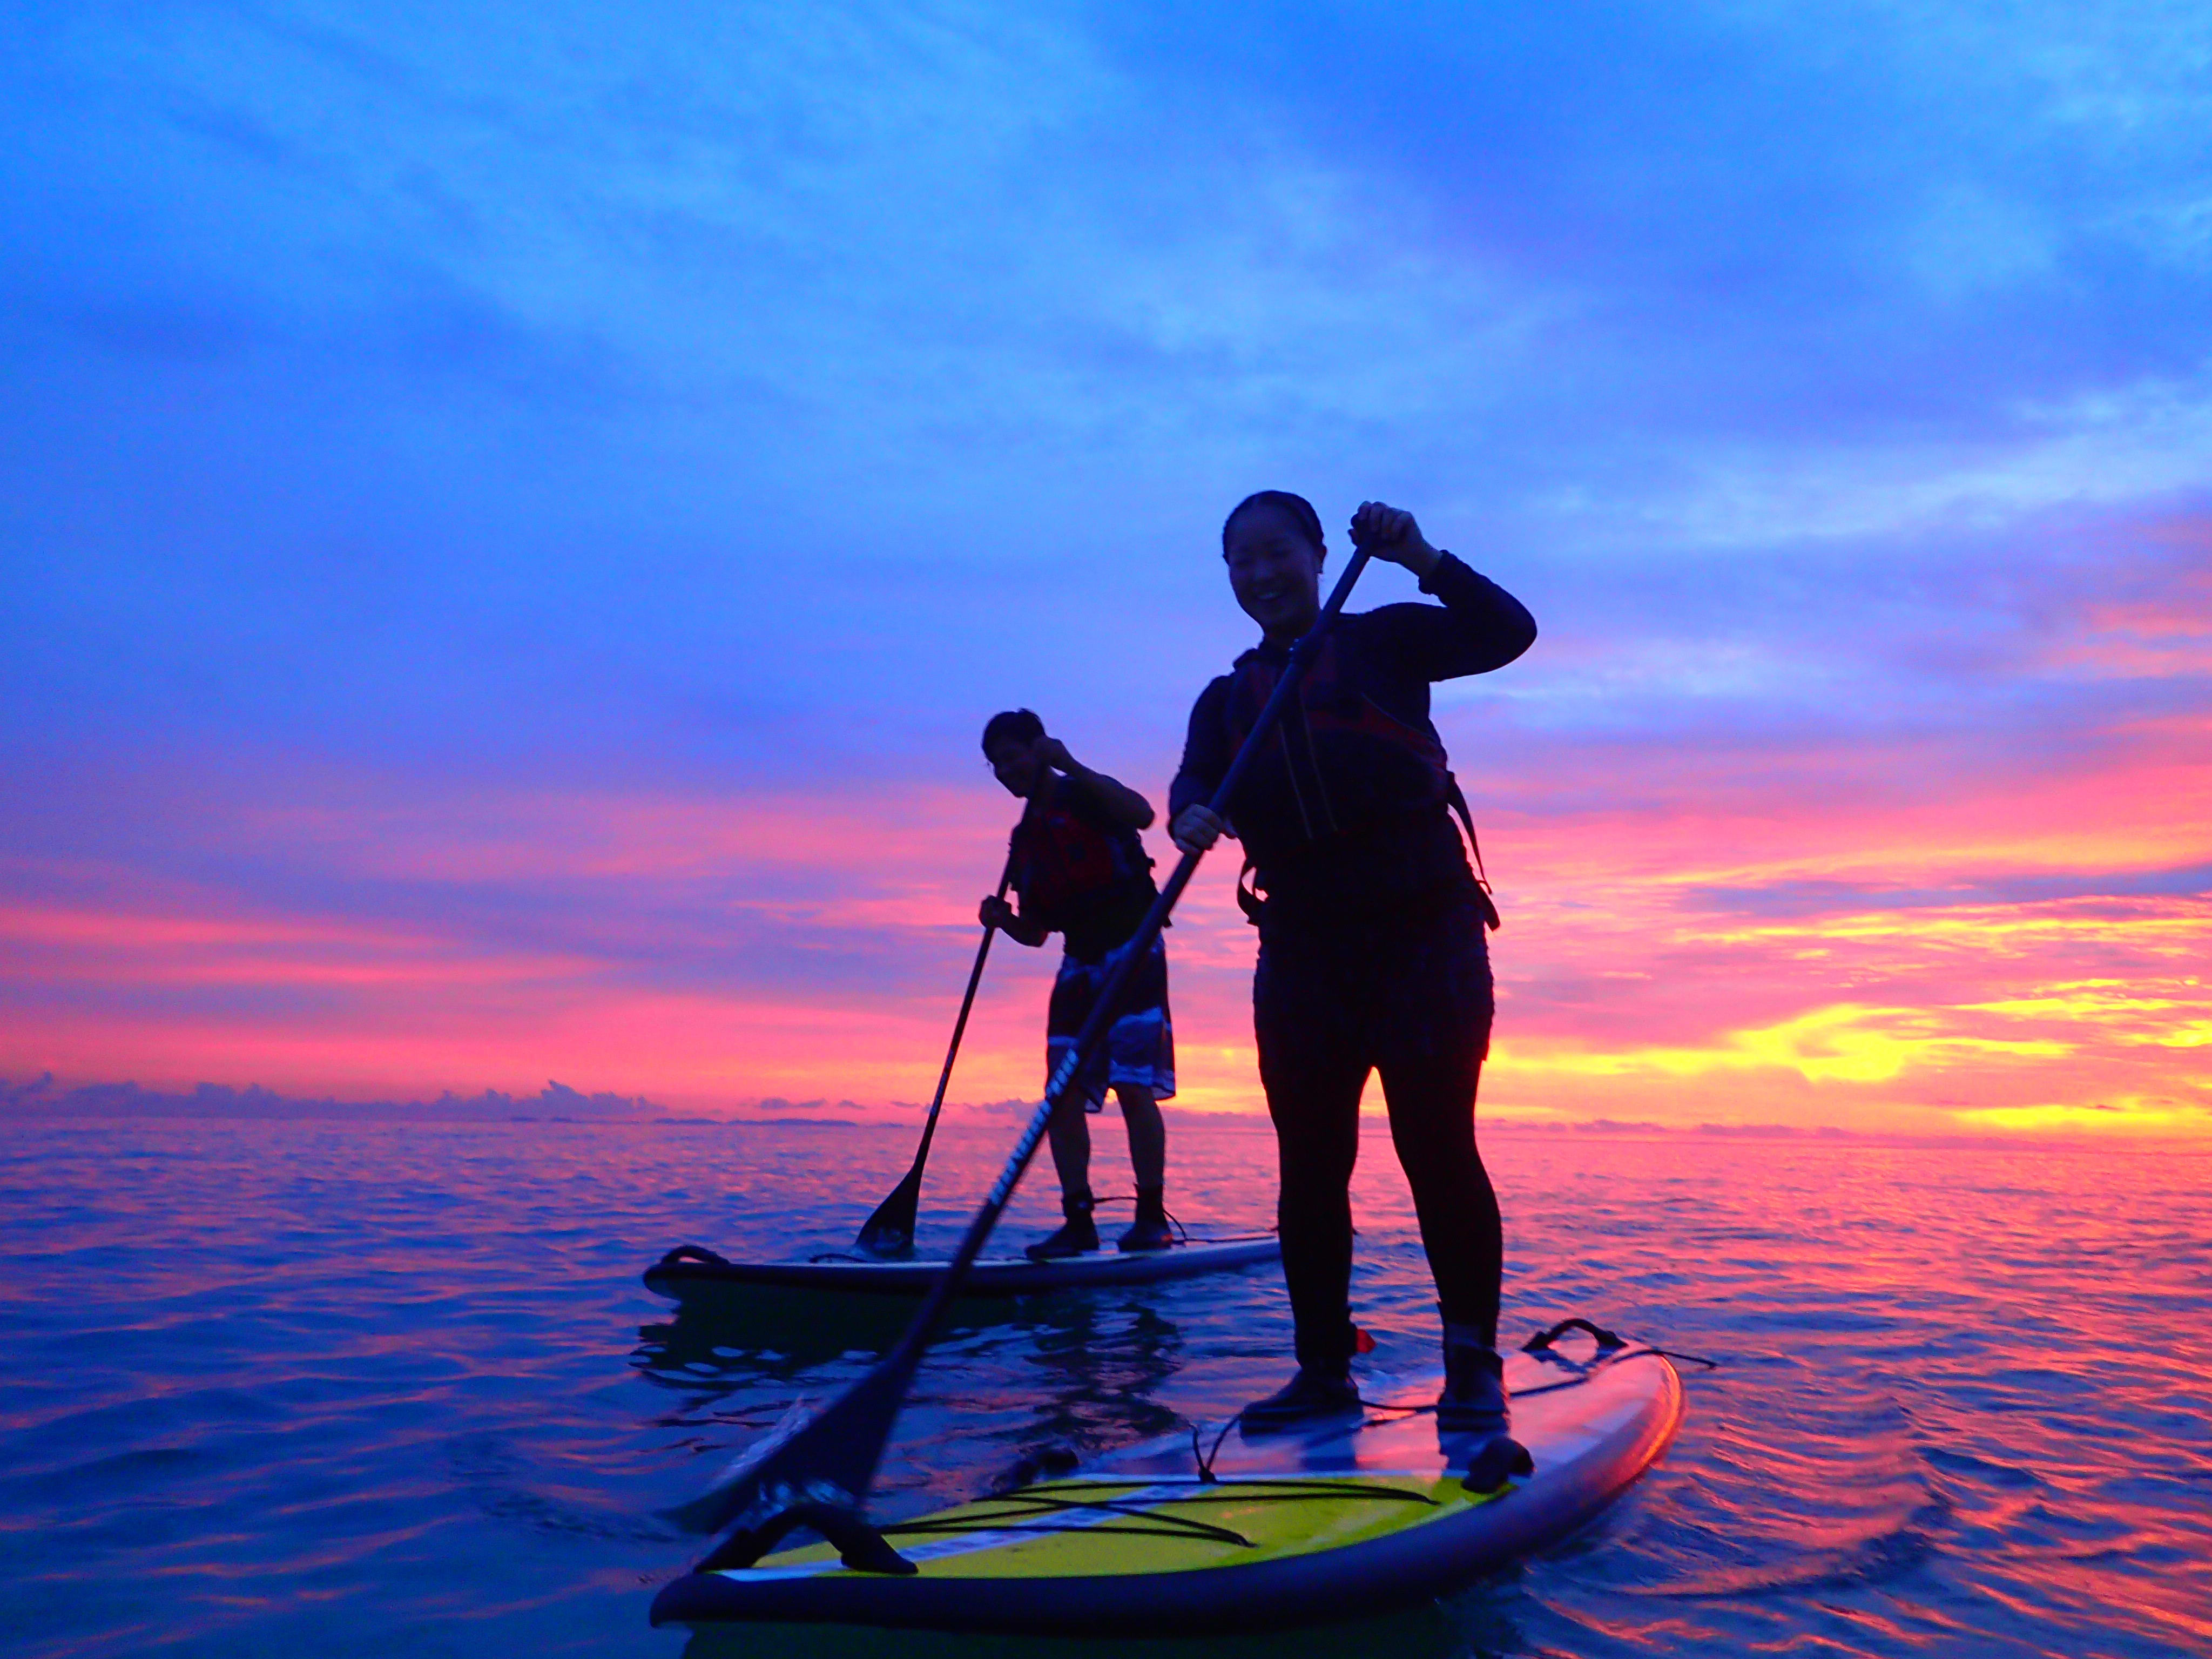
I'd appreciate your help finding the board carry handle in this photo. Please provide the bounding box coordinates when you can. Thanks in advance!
[1523,1318,1627,1353]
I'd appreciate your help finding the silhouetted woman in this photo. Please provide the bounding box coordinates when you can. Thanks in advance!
[1168,493,1535,1458]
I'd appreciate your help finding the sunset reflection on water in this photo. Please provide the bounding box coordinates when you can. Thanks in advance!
[3,1112,2207,1657]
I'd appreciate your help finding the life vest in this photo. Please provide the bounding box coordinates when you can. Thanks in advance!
[1224,631,1455,821]
[1223,631,1500,929]
[1010,790,1153,922]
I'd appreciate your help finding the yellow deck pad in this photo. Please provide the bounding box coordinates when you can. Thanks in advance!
[738,1475,1507,1581]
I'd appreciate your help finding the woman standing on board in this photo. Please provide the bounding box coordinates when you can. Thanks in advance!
[1168,494,1536,1455]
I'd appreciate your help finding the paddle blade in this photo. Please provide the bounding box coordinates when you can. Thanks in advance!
[852,1166,921,1259]
[660,1349,914,1539]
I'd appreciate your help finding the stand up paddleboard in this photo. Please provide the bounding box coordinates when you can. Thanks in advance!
[644,1237,1281,1302]
[652,1322,1683,1636]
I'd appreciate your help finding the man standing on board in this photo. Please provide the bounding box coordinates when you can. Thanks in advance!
[1169,494,1536,1462]
[980,711,1177,1259]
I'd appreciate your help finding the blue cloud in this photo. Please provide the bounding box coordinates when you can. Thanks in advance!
[2,0,2207,1008]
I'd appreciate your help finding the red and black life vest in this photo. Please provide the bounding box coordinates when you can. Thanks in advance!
[1009,788,1154,925]
[1223,630,1456,825]
[1222,631,1499,928]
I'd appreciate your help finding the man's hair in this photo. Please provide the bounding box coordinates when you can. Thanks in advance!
[1222,489,1325,556]
[981,708,1046,754]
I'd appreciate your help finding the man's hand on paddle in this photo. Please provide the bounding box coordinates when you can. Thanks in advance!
[980,894,1049,947]
[1170,804,1236,856]
[1351,500,1442,580]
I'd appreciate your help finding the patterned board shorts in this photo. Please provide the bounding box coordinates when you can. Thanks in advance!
[1046,933,1176,1112]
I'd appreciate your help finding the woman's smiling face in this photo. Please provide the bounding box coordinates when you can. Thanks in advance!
[1224,500,1325,638]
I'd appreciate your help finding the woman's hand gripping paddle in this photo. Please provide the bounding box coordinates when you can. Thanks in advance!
[663,545,1378,1553]
[851,849,1019,1259]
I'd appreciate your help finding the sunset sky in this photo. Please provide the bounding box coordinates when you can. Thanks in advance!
[5,2,2208,1136]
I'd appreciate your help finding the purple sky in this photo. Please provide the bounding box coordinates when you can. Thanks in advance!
[5,3,2208,1131]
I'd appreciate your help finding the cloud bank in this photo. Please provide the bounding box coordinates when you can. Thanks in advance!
[3,1,2207,1135]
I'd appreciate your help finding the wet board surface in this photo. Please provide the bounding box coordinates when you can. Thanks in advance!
[643,1236,1281,1300]
[652,1330,1684,1636]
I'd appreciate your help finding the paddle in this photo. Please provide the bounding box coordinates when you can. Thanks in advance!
[851,847,1020,1259]
[665,543,1377,1547]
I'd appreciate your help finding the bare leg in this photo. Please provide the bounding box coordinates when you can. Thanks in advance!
[1044,1093,1093,1200]
[1027,1090,1102,1259]
[1114,1084,1165,1190]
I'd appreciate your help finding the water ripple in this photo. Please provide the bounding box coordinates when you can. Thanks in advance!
[2,1117,2208,1657]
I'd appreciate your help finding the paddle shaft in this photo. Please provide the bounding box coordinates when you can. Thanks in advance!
[869,551,1377,1427]
[855,806,1040,1252]
[906,857,1013,1177]
[675,548,1377,1541]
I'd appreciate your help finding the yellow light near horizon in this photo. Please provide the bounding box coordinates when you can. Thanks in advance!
[1697,911,2208,949]
[2133,1021,2212,1048]
[1503,1002,2073,1085]
[1959,1101,2212,1135]
[1963,995,2182,1018]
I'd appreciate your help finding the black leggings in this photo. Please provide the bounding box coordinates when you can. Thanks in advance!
[1253,890,1500,1366]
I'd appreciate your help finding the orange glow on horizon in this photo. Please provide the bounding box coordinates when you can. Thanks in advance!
[4,734,2208,1139]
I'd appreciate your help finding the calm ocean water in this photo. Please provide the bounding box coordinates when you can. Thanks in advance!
[3,1112,2207,1658]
